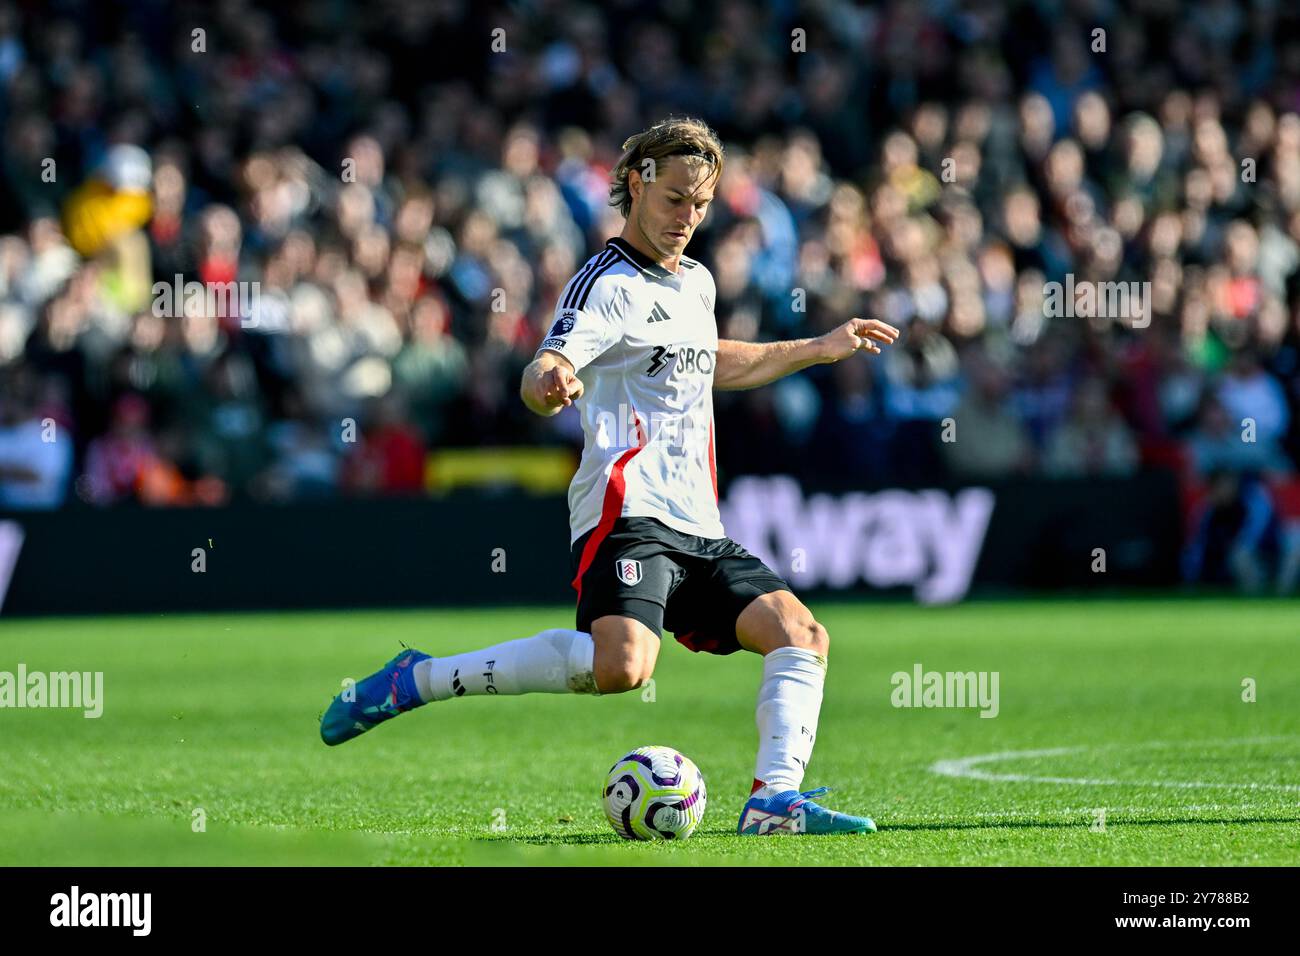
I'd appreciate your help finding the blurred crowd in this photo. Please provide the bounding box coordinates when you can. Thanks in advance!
[2,0,1300,584]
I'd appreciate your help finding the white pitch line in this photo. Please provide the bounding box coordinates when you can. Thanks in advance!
[930,740,1300,792]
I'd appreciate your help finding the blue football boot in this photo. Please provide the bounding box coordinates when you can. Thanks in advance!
[320,648,431,746]
[737,786,877,835]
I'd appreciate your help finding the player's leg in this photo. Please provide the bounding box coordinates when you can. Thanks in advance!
[660,536,874,835]
[572,517,677,692]
[412,626,601,699]
[320,518,674,745]
[401,612,658,702]
[408,519,670,700]
[589,614,660,693]
[734,589,829,795]
[665,544,829,798]
[319,627,603,745]
[733,589,875,834]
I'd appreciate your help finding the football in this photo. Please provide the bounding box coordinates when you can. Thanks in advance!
[601,746,708,840]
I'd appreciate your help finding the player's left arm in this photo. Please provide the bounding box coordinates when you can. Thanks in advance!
[713,318,900,391]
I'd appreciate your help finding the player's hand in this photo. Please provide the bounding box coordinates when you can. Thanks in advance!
[818,318,900,362]
[540,364,584,409]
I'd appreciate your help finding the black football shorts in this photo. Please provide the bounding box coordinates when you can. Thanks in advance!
[570,516,791,655]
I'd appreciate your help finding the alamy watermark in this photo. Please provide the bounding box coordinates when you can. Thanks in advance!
[0,664,103,717]
[890,663,999,718]
[1043,275,1151,328]
[151,274,261,327]
[50,886,150,935]
[595,401,712,453]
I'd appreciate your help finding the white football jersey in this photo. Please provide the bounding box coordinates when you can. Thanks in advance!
[538,236,724,543]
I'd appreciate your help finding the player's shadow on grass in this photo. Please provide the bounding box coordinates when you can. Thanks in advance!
[887,815,1300,832]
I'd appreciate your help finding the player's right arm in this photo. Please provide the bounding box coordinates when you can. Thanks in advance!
[520,350,584,417]
[522,267,625,416]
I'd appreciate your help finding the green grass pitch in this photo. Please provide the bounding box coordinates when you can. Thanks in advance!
[1,598,1297,866]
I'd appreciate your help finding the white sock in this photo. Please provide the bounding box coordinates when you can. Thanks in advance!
[752,646,826,794]
[413,628,598,702]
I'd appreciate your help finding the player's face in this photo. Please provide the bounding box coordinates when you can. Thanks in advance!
[633,156,716,261]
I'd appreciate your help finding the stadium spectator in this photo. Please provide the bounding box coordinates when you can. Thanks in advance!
[0,369,71,508]
[0,0,1293,588]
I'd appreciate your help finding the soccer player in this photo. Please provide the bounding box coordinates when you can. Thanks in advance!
[321,117,900,836]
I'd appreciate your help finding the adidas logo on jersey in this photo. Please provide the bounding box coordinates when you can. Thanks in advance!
[646,302,673,323]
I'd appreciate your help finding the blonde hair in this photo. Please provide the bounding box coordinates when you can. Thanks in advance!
[609,116,724,218]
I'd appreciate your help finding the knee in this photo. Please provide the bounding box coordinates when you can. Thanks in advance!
[591,633,657,694]
[594,658,653,694]
[787,617,829,657]
[737,593,831,657]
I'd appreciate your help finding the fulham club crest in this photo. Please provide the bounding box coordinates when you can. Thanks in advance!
[616,559,643,586]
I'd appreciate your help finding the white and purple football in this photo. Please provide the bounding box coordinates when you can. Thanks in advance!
[602,745,707,840]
